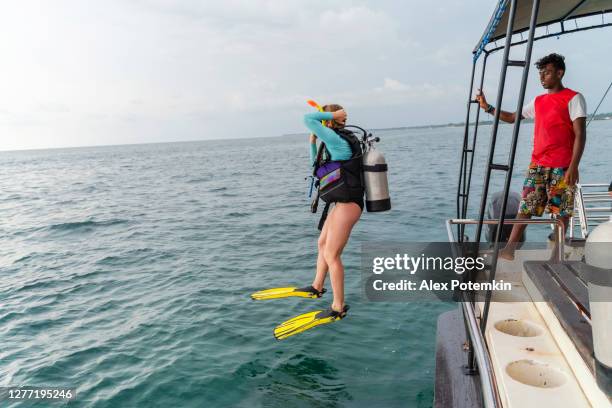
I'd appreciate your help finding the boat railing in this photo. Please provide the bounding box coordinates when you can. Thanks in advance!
[570,183,612,239]
[447,218,566,263]
[444,217,566,408]
[460,298,501,408]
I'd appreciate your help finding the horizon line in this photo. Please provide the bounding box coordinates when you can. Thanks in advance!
[2,113,610,154]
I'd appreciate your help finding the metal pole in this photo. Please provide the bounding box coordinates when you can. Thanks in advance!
[457,61,478,240]
[587,80,612,127]
[481,0,542,333]
[463,301,502,408]
[463,52,490,223]
[446,218,565,262]
[474,0,520,246]
[463,52,490,371]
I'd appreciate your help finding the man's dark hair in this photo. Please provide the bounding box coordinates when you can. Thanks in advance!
[535,53,566,71]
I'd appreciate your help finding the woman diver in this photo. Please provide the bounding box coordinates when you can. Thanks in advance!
[251,104,363,340]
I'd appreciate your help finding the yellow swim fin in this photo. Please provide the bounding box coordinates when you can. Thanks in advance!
[273,305,349,340]
[250,285,326,300]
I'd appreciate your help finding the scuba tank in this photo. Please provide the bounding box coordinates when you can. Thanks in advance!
[362,145,391,212]
[350,126,391,212]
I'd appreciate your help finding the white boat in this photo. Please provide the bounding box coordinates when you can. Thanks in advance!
[435,1,612,407]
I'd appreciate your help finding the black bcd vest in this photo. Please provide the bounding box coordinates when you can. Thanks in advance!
[314,127,364,205]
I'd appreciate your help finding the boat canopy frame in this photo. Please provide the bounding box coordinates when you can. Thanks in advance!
[453,1,612,407]
[474,0,612,61]
[458,2,612,238]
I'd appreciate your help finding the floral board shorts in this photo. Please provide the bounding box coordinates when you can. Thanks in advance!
[519,163,575,217]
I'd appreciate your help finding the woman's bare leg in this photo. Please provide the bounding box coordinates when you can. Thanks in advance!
[311,207,333,291]
[323,202,362,312]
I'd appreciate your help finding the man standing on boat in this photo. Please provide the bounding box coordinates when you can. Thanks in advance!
[476,53,587,260]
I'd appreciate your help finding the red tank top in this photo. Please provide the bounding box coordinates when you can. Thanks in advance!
[531,88,577,168]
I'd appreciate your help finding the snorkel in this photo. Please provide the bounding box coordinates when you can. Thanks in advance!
[307,99,327,127]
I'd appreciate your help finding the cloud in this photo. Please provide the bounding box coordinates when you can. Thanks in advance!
[0,1,479,150]
[133,0,305,26]
[189,76,457,116]
[36,102,71,114]
[380,78,410,91]
[1,1,609,151]
[305,78,463,110]
[316,6,402,48]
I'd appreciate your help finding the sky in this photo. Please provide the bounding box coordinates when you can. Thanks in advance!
[1,0,611,151]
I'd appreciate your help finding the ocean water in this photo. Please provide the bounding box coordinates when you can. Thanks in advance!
[1,120,611,407]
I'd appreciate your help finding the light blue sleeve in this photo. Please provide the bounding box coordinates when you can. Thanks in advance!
[303,112,352,161]
[303,112,335,143]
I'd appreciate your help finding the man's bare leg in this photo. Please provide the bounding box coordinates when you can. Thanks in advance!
[499,213,531,260]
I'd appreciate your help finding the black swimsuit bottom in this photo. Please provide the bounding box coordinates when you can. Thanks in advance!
[334,198,364,211]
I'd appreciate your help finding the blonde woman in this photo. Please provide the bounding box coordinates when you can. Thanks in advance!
[252,104,363,340]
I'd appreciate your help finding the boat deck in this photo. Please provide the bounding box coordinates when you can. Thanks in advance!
[523,261,593,373]
[435,252,611,407]
[434,308,484,408]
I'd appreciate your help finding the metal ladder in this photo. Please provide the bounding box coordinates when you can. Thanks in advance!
[457,0,543,333]
[456,52,489,241]
[471,0,542,334]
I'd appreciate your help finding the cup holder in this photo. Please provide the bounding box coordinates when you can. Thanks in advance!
[494,319,542,337]
[506,360,566,388]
